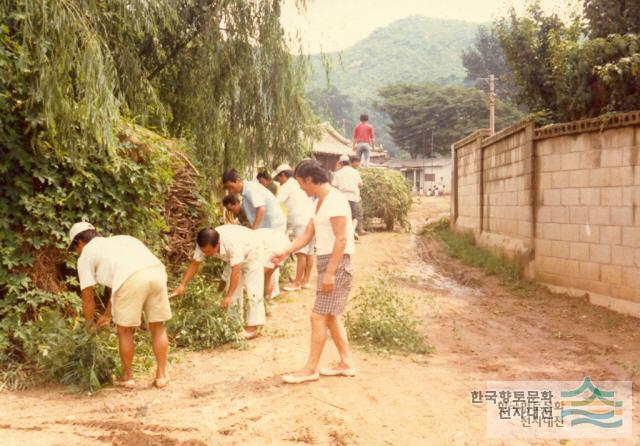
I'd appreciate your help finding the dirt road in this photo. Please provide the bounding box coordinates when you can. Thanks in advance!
[2,197,640,445]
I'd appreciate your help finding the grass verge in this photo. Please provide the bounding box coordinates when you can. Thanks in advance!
[421,219,536,295]
[345,273,434,355]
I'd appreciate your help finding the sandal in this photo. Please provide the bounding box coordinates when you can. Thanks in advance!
[282,372,320,384]
[240,330,259,340]
[319,367,357,377]
[154,376,170,389]
[113,376,136,389]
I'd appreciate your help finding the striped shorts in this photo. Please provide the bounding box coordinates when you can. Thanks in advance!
[313,254,354,316]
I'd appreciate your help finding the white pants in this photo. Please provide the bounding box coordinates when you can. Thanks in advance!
[270,225,287,298]
[223,259,266,327]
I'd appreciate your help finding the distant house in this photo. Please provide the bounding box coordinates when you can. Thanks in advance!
[312,122,387,171]
[383,157,452,194]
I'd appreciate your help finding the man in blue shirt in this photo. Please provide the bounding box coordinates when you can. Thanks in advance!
[222,170,286,233]
[223,169,287,298]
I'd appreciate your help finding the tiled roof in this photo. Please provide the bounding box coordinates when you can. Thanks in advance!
[312,122,386,158]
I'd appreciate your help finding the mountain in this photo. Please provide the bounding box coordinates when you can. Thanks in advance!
[308,16,481,96]
[306,16,483,153]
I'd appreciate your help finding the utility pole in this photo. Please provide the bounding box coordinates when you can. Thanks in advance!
[478,74,497,135]
[489,74,496,135]
[430,131,434,157]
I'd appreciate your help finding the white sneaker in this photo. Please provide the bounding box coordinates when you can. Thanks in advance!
[283,284,302,292]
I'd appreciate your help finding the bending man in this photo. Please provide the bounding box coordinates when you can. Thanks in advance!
[171,225,289,339]
[69,222,171,389]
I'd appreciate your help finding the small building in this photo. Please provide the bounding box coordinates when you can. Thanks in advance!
[312,122,387,171]
[383,157,452,194]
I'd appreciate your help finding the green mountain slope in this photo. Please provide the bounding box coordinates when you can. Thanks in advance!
[306,16,484,154]
[308,16,482,97]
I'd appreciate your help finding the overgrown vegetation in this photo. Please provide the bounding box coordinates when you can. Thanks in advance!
[167,275,242,350]
[360,168,412,230]
[0,1,312,391]
[22,310,120,393]
[345,274,433,355]
[493,0,640,122]
[0,270,242,392]
[422,219,533,293]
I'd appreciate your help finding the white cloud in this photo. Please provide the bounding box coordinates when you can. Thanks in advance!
[281,0,579,53]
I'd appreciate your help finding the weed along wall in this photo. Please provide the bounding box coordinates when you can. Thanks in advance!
[451,110,640,317]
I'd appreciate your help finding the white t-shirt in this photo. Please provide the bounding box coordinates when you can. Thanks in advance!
[313,188,356,256]
[277,178,314,227]
[77,236,163,293]
[332,166,362,202]
[193,224,262,266]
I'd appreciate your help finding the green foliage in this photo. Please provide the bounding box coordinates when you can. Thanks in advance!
[306,16,482,154]
[584,0,640,38]
[360,168,412,231]
[1,0,315,177]
[378,83,523,158]
[307,86,356,135]
[495,0,640,121]
[23,310,120,393]
[344,274,433,355]
[422,219,529,291]
[589,35,640,113]
[494,3,570,119]
[167,275,242,350]
[461,26,517,102]
[0,0,312,388]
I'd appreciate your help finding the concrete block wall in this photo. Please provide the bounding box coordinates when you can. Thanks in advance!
[481,122,535,249]
[451,111,640,317]
[452,130,490,233]
[534,125,640,314]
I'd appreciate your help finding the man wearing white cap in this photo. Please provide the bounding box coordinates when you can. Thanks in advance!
[68,222,172,389]
[332,154,363,240]
[273,163,315,291]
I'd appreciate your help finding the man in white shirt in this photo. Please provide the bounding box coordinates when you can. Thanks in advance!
[273,163,315,291]
[171,225,289,339]
[68,222,171,389]
[332,154,363,239]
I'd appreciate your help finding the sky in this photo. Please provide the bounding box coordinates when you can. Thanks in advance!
[281,0,579,54]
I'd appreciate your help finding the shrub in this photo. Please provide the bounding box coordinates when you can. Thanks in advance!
[344,274,433,355]
[167,275,242,350]
[422,218,531,293]
[23,309,120,393]
[360,168,412,230]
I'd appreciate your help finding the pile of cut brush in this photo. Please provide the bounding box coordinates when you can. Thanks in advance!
[119,126,207,266]
[0,127,221,392]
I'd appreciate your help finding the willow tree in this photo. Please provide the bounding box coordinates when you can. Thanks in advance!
[0,0,315,368]
[1,0,315,174]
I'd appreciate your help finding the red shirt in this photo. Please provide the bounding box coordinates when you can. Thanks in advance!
[353,123,374,144]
